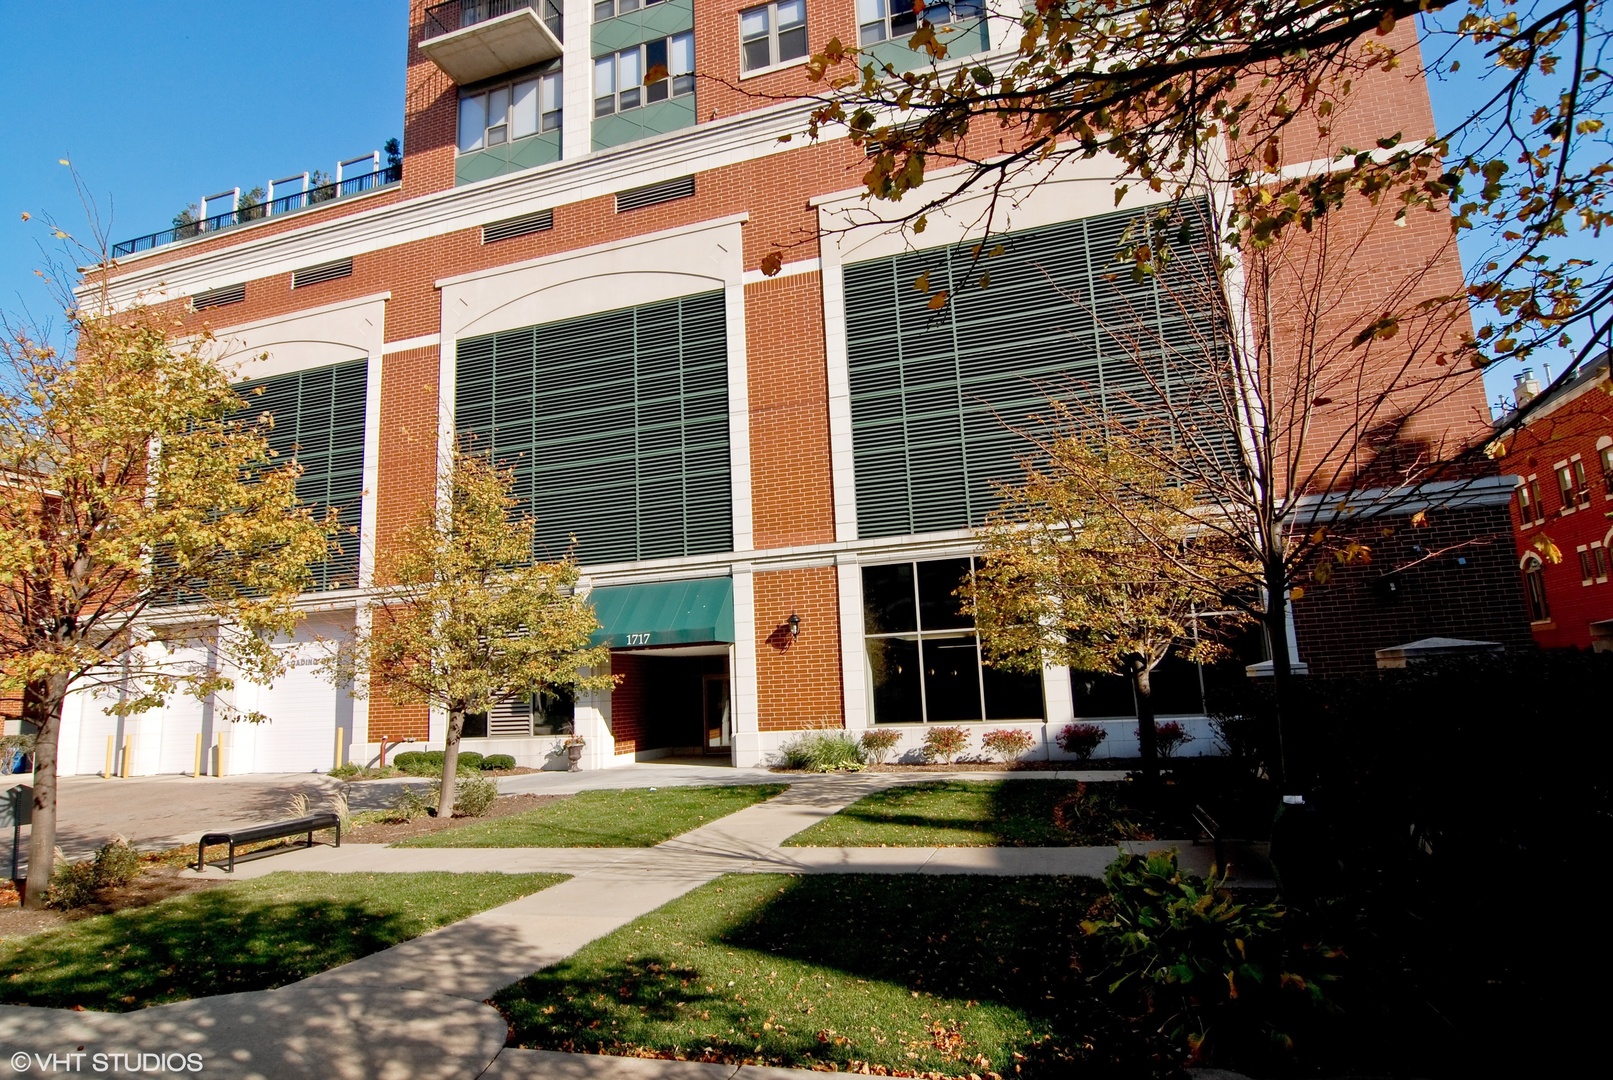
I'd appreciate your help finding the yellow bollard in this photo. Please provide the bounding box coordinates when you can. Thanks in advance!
[104,734,114,778]
[193,732,204,778]
[119,736,132,778]
[216,740,228,778]
[334,728,344,771]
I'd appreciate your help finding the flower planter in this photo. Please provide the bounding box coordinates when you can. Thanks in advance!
[565,741,585,772]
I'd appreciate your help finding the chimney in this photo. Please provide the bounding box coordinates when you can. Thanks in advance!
[1514,367,1541,406]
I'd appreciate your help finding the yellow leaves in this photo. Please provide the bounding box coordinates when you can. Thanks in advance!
[1410,510,1428,528]
[1288,586,1304,600]
[927,291,950,310]
[58,159,69,166]
[760,251,784,277]
[19,212,29,222]
[1533,535,1563,563]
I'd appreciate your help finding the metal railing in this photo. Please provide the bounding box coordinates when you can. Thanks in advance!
[423,0,563,41]
[112,163,401,259]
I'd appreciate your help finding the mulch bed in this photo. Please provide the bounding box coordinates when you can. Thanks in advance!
[343,792,566,844]
[1,864,226,940]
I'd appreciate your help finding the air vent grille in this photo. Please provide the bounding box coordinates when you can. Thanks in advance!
[615,176,695,213]
[482,209,554,244]
[192,283,245,311]
[291,258,353,289]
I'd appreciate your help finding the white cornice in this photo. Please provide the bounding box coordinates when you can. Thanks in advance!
[100,95,830,310]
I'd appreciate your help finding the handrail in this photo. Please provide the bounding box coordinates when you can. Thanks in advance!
[112,163,401,259]
[422,0,562,41]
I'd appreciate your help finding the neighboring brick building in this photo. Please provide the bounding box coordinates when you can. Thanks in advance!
[55,2,1526,773]
[1500,356,1613,651]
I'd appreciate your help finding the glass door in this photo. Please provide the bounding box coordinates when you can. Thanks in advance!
[702,675,731,753]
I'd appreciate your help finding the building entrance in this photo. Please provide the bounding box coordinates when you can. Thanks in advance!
[609,646,732,761]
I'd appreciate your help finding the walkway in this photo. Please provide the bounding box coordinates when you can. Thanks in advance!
[0,772,1261,1079]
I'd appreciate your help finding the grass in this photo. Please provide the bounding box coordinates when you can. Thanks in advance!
[783,780,1181,847]
[0,871,563,1012]
[494,873,1130,1077]
[397,784,789,848]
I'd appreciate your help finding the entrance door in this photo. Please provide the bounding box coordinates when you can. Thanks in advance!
[702,675,731,753]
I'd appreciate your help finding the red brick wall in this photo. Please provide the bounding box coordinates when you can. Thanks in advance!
[1291,503,1535,676]
[753,566,843,730]
[746,272,834,548]
[608,652,648,755]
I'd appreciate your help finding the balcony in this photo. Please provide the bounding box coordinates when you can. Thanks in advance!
[111,160,401,260]
[420,0,564,85]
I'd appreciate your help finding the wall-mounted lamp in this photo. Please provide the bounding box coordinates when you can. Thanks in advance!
[787,613,801,638]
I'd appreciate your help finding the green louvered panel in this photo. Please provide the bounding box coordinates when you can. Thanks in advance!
[455,292,731,566]
[232,358,368,591]
[844,200,1232,539]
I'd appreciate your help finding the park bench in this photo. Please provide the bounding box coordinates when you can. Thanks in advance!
[1191,802,1226,872]
[195,812,340,873]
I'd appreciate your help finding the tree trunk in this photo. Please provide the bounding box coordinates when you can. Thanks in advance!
[437,707,465,820]
[1263,565,1295,791]
[1128,653,1160,786]
[21,675,69,910]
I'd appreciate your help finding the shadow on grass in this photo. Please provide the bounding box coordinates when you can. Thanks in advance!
[0,871,558,1012]
[497,874,1172,1078]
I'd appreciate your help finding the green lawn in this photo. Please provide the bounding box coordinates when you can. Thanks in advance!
[0,871,563,1012]
[783,780,1180,847]
[398,784,788,848]
[495,873,1116,1077]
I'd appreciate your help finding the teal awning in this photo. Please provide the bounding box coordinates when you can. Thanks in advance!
[588,578,735,648]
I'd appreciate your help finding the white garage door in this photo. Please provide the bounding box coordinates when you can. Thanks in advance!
[248,618,351,774]
[65,687,121,777]
[154,640,213,775]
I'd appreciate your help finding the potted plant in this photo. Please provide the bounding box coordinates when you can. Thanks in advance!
[563,735,585,772]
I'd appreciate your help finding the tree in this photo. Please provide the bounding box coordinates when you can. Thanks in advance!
[336,448,615,817]
[963,430,1249,783]
[0,303,336,906]
[794,1,1611,387]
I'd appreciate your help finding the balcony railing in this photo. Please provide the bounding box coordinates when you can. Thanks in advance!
[423,0,563,42]
[112,163,401,259]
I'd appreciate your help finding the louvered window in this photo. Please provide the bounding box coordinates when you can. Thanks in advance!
[193,283,245,310]
[292,259,353,289]
[231,359,368,590]
[483,210,554,243]
[843,200,1232,539]
[456,292,731,566]
[616,176,695,212]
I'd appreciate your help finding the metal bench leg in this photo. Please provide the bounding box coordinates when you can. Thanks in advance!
[228,841,236,874]
[196,839,206,873]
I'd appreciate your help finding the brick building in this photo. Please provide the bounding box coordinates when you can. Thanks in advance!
[1500,356,1613,651]
[53,1,1529,774]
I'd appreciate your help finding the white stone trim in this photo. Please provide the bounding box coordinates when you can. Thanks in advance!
[381,333,441,354]
[836,553,869,732]
[726,278,755,553]
[821,255,857,541]
[730,564,760,761]
[741,257,820,284]
[357,350,384,590]
[211,294,389,382]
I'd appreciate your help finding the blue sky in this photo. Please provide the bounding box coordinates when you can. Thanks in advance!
[0,2,1592,413]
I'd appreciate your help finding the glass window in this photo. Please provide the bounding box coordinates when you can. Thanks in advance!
[486,86,511,145]
[645,37,669,102]
[863,557,1044,724]
[1524,560,1551,621]
[458,94,488,152]
[1601,444,1613,495]
[594,56,616,117]
[512,79,539,139]
[1518,480,1535,525]
[1581,549,1598,586]
[596,0,664,19]
[595,35,694,116]
[460,71,562,152]
[859,0,978,45]
[741,1,809,72]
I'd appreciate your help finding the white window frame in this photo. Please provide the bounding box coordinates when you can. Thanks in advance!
[740,0,809,74]
[457,71,563,154]
[593,32,694,117]
[856,0,981,46]
[594,0,666,21]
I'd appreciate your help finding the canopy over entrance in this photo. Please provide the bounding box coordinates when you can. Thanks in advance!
[587,578,734,649]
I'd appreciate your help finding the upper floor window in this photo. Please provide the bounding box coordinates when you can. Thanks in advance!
[1580,543,1611,586]
[1518,475,1545,526]
[1600,442,1613,496]
[1557,457,1591,511]
[594,32,694,116]
[741,1,808,72]
[856,0,981,46]
[458,72,562,153]
[1522,556,1551,622]
[593,0,666,19]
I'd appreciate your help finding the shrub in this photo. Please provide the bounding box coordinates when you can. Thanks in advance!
[328,762,363,779]
[859,728,902,765]
[432,773,499,817]
[1143,720,1195,758]
[481,754,517,771]
[980,727,1035,762]
[777,731,865,772]
[391,749,482,776]
[1057,723,1108,760]
[46,838,141,910]
[390,786,433,822]
[922,726,969,765]
[1082,850,1337,1066]
[456,751,484,771]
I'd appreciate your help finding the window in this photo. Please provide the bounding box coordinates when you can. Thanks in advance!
[1601,442,1613,496]
[458,72,563,153]
[1580,543,1611,585]
[1557,457,1591,511]
[741,1,808,72]
[593,0,666,20]
[594,32,694,116]
[1523,557,1551,622]
[1517,477,1540,526]
[856,0,981,45]
[862,558,1045,724]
